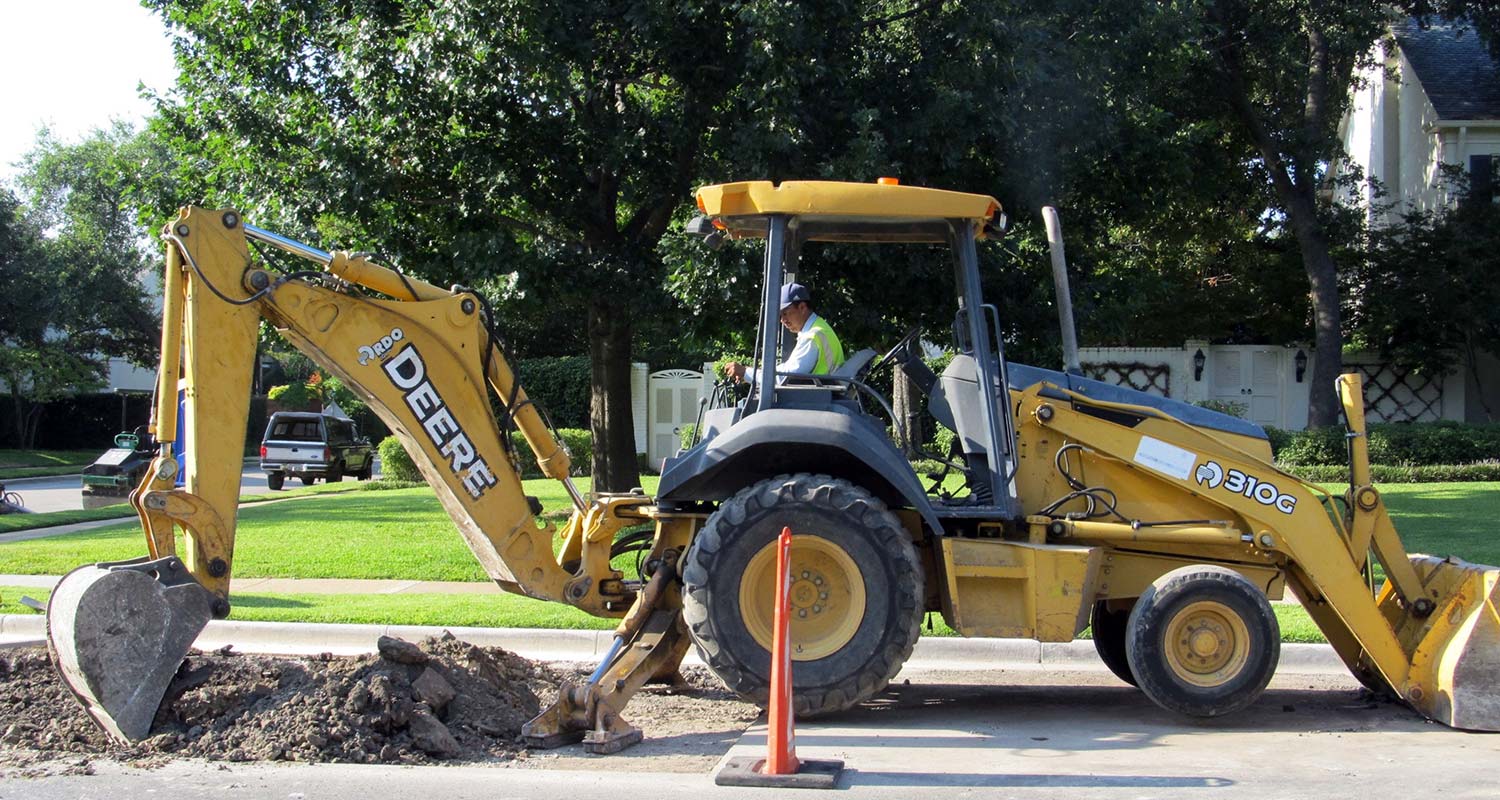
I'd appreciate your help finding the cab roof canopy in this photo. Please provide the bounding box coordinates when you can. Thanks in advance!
[694,180,1002,243]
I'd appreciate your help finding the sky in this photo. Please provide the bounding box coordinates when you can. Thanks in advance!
[0,0,178,180]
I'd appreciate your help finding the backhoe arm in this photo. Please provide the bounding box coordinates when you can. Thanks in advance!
[47,207,673,743]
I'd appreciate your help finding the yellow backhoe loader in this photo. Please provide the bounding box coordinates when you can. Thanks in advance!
[46,182,1500,755]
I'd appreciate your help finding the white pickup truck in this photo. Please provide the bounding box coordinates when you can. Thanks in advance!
[259,412,375,489]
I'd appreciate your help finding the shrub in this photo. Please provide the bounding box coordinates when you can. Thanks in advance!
[267,382,314,409]
[1267,426,1347,465]
[679,424,698,451]
[1193,399,1247,418]
[377,435,422,482]
[508,428,593,479]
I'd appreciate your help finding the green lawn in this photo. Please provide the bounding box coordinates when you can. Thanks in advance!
[0,449,100,479]
[0,477,652,580]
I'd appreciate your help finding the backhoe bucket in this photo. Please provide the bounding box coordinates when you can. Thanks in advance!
[1392,555,1500,731]
[46,556,216,742]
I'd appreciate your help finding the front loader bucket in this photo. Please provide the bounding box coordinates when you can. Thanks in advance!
[46,557,216,742]
[1391,555,1500,731]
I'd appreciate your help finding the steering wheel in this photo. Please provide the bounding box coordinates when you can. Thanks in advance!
[861,327,923,382]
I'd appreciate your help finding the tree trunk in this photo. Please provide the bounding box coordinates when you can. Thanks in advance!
[587,298,641,493]
[1218,55,1344,428]
[1283,189,1344,428]
[892,369,923,457]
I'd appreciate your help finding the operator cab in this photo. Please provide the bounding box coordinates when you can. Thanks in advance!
[661,179,1018,527]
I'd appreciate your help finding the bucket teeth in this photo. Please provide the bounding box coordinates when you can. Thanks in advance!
[46,557,215,742]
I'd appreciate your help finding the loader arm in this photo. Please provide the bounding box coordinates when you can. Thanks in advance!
[48,207,691,744]
[1018,376,1500,730]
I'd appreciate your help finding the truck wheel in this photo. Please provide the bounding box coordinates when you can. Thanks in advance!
[1091,599,1137,687]
[357,461,373,481]
[327,462,344,483]
[267,473,284,491]
[682,473,923,717]
[1125,565,1279,718]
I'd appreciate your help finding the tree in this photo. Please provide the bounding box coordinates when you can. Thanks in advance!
[0,125,162,448]
[147,0,934,490]
[1346,181,1500,419]
[1093,2,1495,427]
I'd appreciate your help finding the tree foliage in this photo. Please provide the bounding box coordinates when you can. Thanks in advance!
[0,125,162,448]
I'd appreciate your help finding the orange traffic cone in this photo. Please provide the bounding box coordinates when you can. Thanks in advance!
[714,526,845,789]
[764,526,799,774]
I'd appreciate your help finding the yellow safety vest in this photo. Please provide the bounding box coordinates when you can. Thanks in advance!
[806,315,845,375]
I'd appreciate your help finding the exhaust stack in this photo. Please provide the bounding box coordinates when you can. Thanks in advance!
[1042,206,1082,376]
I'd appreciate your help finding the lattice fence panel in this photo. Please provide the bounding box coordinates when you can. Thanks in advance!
[1350,363,1442,422]
[1081,362,1172,397]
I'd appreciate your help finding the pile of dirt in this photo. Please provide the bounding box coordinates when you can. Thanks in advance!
[0,633,557,768]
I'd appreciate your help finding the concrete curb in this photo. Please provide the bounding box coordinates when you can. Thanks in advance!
[0,614,1348,673]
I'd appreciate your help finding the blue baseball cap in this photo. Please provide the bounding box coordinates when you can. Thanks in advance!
[779,283,811,310]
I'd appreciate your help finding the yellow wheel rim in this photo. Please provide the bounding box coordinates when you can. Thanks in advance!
[1163,600,1251,687]
[738,535,866,661]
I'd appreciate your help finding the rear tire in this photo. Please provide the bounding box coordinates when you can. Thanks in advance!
[299,475,314,486]
[267,472,284,491]
[357,460,373,481]
[1125,565,1279,718]
[682,473,923,717]
[327,462,344,483]
[1091,599,1138,687]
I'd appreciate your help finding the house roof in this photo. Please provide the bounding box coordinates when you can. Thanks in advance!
[1394,18,1500,121]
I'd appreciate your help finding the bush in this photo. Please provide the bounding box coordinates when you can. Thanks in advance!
[1269,422,1500,467]
[378,428,593,484]
[267,382,314,409]
[1193,399,1247,418]
[377,436,422,482]
[515,356,592,429]
[508,428,593,479]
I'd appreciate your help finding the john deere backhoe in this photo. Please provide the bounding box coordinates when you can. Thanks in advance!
[47,181,1500,755]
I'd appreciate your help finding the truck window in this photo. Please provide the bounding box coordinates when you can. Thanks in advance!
[268,419,322,442]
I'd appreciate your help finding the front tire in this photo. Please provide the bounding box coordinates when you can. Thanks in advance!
[1125,565,1279,718]
[682,474,923,717]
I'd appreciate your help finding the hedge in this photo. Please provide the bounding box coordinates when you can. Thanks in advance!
[1268,422,1500,467]
[514,356,591,430]
[1280,462,1500,483]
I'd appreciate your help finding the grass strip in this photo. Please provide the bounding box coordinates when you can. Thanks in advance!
[0,449,98,469]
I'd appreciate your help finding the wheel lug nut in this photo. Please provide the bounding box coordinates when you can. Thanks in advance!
[801,571,810,579]
[799,609,808,618]
[813,605,822,613]
[820,592,828,600]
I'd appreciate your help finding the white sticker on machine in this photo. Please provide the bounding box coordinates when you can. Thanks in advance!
[1132,436,1197,480]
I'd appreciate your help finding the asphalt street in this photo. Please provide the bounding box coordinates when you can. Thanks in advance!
[6,664,1498,800]
[2,462,379,513]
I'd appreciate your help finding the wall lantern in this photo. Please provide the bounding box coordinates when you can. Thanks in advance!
[1193,349,1206,381]
[1295,349,1308,383]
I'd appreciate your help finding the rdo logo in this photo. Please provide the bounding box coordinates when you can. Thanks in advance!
[357,327,405,366]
